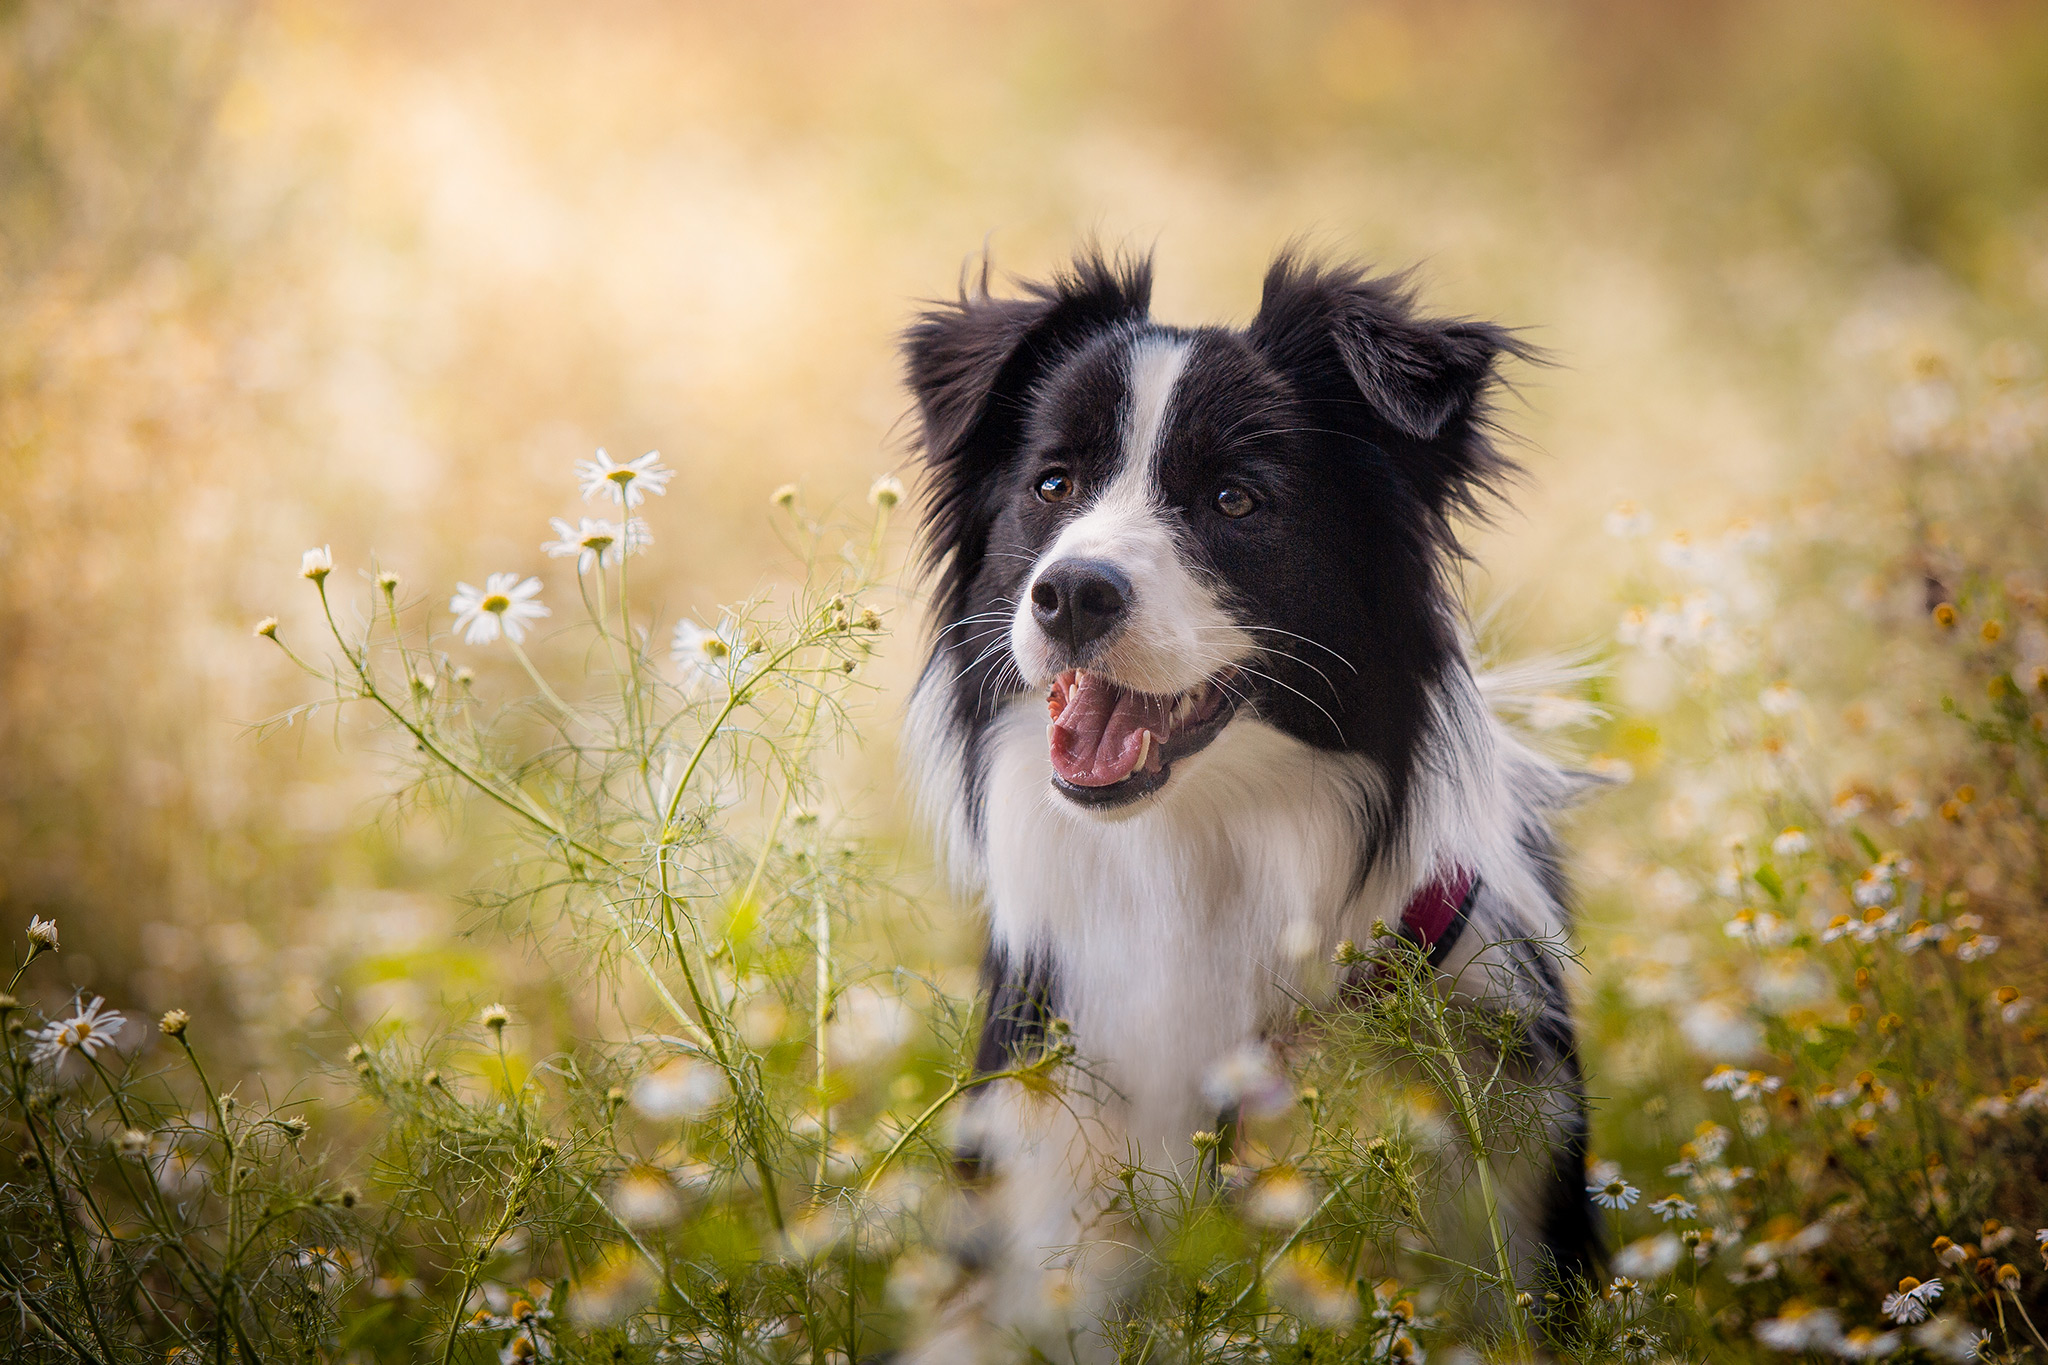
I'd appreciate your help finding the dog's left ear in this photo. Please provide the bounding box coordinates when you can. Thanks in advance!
[1250,252,1530,517]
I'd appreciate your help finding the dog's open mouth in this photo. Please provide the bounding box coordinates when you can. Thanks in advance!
[1046,667,1238,807]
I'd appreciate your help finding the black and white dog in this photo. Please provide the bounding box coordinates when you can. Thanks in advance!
[899,249,1597,1356]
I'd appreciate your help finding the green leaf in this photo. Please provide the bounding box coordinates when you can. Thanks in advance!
[1852,827,1881,862]
[1754,864,1784,902]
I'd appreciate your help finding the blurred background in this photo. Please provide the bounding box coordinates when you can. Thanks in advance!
[4,0,2048,1073]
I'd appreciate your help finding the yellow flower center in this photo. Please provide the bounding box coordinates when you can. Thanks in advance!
[482,594,511,614]
[607,468,635,484]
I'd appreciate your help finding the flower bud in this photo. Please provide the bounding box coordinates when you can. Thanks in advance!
[254,616,279,639]
[158,1009,190,1039]
[481,1003,511,1032]
[301,546,334,583]
[867,473,905,509]
[771,483,799,510]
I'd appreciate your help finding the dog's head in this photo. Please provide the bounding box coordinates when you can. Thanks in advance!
[904,249,1527,813]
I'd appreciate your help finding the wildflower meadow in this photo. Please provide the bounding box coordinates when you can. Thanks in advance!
[4,3,2048,1362]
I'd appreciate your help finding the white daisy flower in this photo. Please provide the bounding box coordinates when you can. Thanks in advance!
[1771,827,1812,858]
[1758,681,1802,715]
[1833,1326,1901,1359]
[1754,1303,1842,1352]
[670,616,756,690]
[450,574,550,646]
[631,1056,728,1120]
[1650,1194,1699,1222]
[1881,1277,1942,1324]
[1912,1317,1991,1363]
[300,545,334,582]
[1589,1176,1640,1209]
[541,517,650,574]
[575,448,672,508]
[1955,934,2000,962]
[1614,1232,1682,1279]
[607,1165,684,1229]
[31,996,127,1063]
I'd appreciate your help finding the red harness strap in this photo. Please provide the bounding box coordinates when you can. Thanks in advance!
[1399,866,1480,967]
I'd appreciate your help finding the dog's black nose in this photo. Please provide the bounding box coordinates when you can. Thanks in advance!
[1030,559,1132,654]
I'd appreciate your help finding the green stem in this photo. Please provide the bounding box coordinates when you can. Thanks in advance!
[0,1252,107,1365]
[506,635,581,723]
[814,894,832,1192]
[1224,1168,1363,1316]
[1419,962,1532,1357]
[23,1113,121,1360]
[858,1066,1035,1194]
[438,1165,536,1365]
[2008,1287,2048,1352]
[9,943,51,992]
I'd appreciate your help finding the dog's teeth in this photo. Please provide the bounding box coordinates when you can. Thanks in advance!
[1136,729,1153,771]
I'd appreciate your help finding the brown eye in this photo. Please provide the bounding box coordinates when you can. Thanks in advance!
[1037,471,1075,503]
[1215,486,1256,518]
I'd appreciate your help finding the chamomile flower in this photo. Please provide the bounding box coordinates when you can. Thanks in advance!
[1955,933,2000,962]
[1834,1326,1902,1358]
[1771,826,1812,858]
[1758,681,1802,715]
[542,516,649,573]
[31,996,127,1063]
[1614,1232,1682,1279]
[300,545,333,582]
[1755,1302,1843,1352]
[1852,868,1897,909]
[1605,1275,1642,1300]
[1589,1175,1641,1209]
[450,574,550,645]
[26,915,59,953]
[1881,1277,1942,1324]
[670,616,756,690]
[575,448,672,508]
[1911,1317,1991,1363]
[1650,1194,1699,1222]
[1704,1066,1782,1101]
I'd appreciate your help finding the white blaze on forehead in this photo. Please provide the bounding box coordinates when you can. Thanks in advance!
[1011,332,1255,697]
[1049,333,1190,547]
[1121,333,1191,486]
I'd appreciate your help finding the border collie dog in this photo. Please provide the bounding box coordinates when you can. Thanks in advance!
[900,249,1596,1356]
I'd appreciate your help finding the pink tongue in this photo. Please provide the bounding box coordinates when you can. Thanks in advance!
[1048,672,1173,787]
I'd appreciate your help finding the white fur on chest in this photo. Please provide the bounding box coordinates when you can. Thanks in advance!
[979,699,1373,1142]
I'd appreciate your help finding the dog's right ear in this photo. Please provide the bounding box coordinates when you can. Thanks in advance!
[903,251,1151,617]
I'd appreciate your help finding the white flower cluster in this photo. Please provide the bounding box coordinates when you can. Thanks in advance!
[439,449,674,649]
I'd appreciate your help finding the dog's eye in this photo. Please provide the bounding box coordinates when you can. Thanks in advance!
[1214,486,1257,519]
[1037,471,1075,504]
